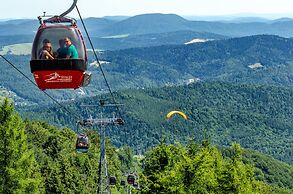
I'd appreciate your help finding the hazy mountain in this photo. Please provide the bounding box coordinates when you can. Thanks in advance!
[98,13,190,36]
[94,13,293,37]
[102,16,130,21]
[2,13,293,37]
[183,13,293,21]
[86,30,227,50]
[184,16,271,23]
[0,35,34,46]
[79,17,116,34]
[0,19,35,24]
[0,19,38,35]
[223,17,271,23]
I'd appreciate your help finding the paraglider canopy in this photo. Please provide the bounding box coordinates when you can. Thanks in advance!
[166,111,188,121]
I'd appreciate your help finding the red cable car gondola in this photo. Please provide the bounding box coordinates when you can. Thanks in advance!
[30,15,91,90]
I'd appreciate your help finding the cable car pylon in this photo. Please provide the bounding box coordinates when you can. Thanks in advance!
[78,100,124,194]
[98,120,110,194]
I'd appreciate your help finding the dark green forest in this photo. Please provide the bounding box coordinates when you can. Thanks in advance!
[19,81,293,165]
[1,98,293,193]
[0,98,138,193]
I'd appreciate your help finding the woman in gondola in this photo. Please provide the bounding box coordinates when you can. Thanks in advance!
[39,40,54,59]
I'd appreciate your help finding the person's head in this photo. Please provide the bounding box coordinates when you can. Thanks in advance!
[64,37,72,47]
[43,42,52,51]
[42,39,51,44]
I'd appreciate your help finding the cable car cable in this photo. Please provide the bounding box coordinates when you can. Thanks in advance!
[75,5,123,120]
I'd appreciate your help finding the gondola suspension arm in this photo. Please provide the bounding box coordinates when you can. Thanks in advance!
[60,0,77,17]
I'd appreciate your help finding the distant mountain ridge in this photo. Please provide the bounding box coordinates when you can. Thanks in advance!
[98,13,190,36]
[102,16,130,21]
[1,13,293,37]
[0,19,38,35]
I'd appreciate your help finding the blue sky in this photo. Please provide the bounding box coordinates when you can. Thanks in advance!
[1,0,293,19]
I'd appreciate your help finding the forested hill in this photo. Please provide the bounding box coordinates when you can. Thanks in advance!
[19,81,293,164]
[1,34,293,107]
[87,30,227,50]
[101,34,293,88]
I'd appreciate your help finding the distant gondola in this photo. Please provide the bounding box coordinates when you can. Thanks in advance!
[30,15,91,90]
[76,133,89,153]
[127,173,135,185]
[120,180,126,186]
[109,176,117,185]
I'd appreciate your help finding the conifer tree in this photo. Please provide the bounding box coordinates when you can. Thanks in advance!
[220,143,256,194]
[184,141,225,194]
[0,98,43,193]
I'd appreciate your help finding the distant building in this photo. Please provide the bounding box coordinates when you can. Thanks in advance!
[185,78,200,85]
[184,39,209,45]
[248,62,264,69]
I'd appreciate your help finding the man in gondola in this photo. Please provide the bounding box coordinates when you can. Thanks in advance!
[64,37,78,59]
[56,39,67,58]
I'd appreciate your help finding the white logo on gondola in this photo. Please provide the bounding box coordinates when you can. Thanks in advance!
[44,72,72,83]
